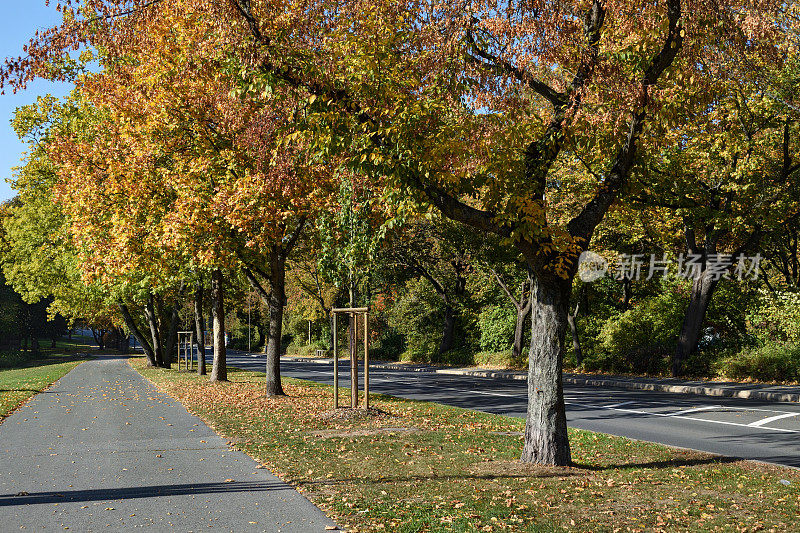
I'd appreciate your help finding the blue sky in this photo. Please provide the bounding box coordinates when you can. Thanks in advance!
[0,3,72,202]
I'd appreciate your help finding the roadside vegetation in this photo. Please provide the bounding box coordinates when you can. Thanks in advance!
[0,342,88,419]
[135,358,800,532]
[0,1,797,467]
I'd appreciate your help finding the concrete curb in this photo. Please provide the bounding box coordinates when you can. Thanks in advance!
[280,355,800,403]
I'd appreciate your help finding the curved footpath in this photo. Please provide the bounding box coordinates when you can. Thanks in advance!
[0,355,337,532]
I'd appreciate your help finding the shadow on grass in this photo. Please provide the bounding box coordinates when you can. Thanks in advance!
[0,354,91,372]
[0,481,292,507]
[299,455,742,489]
[573,455,740,471]
[0,389,56,393]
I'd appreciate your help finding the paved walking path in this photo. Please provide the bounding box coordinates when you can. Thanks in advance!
[0,355,337,532]
[278,355,800,403]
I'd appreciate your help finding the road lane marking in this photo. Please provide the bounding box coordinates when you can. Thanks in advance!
[261,359,800,434]
[603,401,636,408]
[564,401,799,433]
[748,412,800,427]
[664,405,723,416]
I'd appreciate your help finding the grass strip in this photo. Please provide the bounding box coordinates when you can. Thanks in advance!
[0,349,88,420]
[132,358,800,532]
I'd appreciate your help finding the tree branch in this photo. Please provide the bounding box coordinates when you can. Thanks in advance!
[465,20,564,107]
[567,0,683,245]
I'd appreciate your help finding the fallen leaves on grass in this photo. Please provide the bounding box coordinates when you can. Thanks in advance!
[132,359,800,533]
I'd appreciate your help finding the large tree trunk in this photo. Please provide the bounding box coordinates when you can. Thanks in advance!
[437,304,456,360]
[162,299,180,369]
[210,268,227,382]
[567,310,582,366]
[119,303,157,366]
[144,296,165,367]
[512,297,532,361]
[492,273,532,361]
[265,251,287,396]
[326,311,334,355]
[91,328,106,351]
[194,282,207,376]
[521,276,571,466]
[672,273,718,377]
[621,276,632,310]
[114,327,129,353]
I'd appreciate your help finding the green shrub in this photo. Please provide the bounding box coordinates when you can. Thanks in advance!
[371,328,404,361]
[593,282,686,373]
[388,279,447,363]
[474,349,527,370]
[0,350,34,369]
[747,290,800,345]
[285,340,328,357]
[478,306,516,353]
[715,344,800,382]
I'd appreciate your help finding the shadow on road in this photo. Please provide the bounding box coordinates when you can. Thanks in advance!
[0,481,292,506]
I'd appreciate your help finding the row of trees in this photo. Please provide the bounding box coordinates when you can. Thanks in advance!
[0,0,796,466]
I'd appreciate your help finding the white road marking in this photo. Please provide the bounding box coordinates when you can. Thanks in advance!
[748,412,800,427]
[603,401,636,408]
[664,405,723,416]
[465,389,521,398]
[273,358,800,433]
[564,401,799,434]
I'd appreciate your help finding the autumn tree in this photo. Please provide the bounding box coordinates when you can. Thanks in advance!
[624,40,800,375]
[3,0,788,466]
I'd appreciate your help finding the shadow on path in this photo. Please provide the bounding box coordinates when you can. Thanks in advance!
[0,481,291,506]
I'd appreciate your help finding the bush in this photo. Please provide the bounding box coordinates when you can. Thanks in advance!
[0,350,34,368]
[474,349,527,370]
[286,340,328,357]
[747,290,800,346]
[592,282,686,373]
[715,344,800,382]
[478,306,515,353]
[388,279,447,363]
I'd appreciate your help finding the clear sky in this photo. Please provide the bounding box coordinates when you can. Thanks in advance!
[0,3,73,202]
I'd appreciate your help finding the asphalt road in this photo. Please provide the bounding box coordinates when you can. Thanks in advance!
[228,353,800,469]
[0,356,337,532]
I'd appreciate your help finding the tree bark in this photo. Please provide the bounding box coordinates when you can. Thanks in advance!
[621,276,632,310]
[265,250,286,396]
[210,268,227,382]
[114,327,129,353]
[326,310,334,354]
[512,288,532,361]
[162,298,181,369]
[492,272,532,361]
[239,217,306,393]
[143,295,165,367]
[194,282,207,376]
[91,328,106,351]
[348,284,357,405]
[567,301,583,366]
[520,276,571,466]
[119,303,157,366]
[672,273,718,377]
[671,225,763,376]
[437,303,456,360]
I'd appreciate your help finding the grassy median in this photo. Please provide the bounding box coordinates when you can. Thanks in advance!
[0,345,89,420]
[133,358,800,532]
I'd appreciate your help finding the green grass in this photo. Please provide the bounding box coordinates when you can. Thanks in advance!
[134,359,800,532]
[0,343,89,420]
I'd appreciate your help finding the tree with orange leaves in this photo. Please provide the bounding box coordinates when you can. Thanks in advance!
[3,0,790,466]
